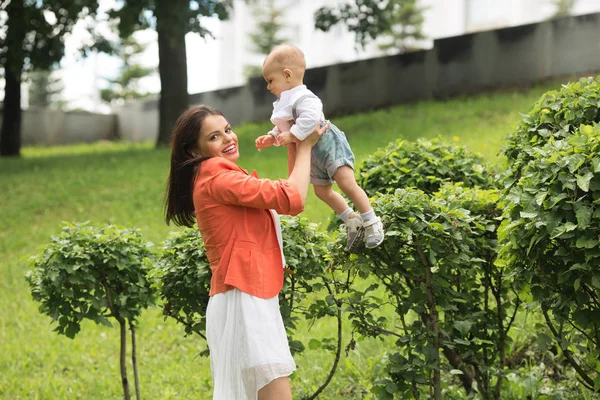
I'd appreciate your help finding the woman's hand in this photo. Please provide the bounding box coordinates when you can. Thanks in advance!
[278,131,296,146]
[300,120,329,148]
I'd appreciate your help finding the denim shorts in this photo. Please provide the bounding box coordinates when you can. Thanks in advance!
[310,121,355,186]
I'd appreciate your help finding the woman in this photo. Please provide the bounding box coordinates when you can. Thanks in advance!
[164,105,326,399]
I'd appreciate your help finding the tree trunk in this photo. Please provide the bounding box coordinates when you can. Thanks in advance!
[119,318,131,400]
[0,0,26,157]
[129,320,141,400]
[155,0,189,147]
[425,262,441,400]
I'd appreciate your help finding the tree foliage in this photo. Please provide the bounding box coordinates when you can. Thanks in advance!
[248,0,288,55]
[333,184,514,399]
[101,35,156,105]
[377,0,427,54]
[155,228,212,341]
[358,137,496,197]
[28,69,65,109]
[499,123,600,392]
[501,76,600,189]
[244,0,288,79]
[315,0,426,50]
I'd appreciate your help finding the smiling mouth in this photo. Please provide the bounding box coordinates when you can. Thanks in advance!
[222,144,237,154]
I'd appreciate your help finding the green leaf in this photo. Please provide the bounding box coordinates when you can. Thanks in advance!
[520,211,538,219]
[386,382,398,394]
[565,222,578,232]
[96,316,113,328]
[576,171,594,192]
[576,204,592,228]
[535,190,548,205]
[592,158,600,173]
[575,236,597,249]
[592,274,600,289]
[454,320,473,336]
[65,323,80,339]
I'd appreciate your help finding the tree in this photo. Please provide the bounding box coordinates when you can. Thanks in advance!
[108,1,232,147]
[377,0,427,54]
[101,35,156,105]
[28,69,65,108]
[314,0,426,52]
[244,0,288,79]
[315,0,392,48]
[26,223,156,400]
[0,0,104,157]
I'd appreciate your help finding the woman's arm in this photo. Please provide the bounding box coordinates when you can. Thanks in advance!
[204,160,305,215]
[286,142,296,178]
[286,121,329,204]
[203,122,328,214]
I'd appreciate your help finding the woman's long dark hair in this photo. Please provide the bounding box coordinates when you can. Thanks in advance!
[164,105,225,227]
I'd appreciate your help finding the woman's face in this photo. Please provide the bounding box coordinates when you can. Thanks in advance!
[196,114,239,163]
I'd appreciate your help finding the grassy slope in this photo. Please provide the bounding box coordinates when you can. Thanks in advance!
[0,81,563,399]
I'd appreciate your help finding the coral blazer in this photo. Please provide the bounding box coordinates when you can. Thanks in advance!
[193,157,304,299]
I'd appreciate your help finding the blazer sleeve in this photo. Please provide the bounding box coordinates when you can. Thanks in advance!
[204,158,304,216]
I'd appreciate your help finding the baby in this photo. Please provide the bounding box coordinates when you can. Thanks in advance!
[255,44,384,251]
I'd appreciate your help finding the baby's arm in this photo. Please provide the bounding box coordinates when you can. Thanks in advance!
[255,134,276,152]
[255,126,281,151]
[290,96,323,141]
[268,126,281,144]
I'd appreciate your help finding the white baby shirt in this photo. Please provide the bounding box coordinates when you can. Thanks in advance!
[269,85,325,141]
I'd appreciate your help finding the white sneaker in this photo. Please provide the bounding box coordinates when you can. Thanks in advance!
[364,217,384,249]
[345,212,364,252]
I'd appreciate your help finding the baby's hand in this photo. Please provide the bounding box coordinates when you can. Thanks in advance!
[278,131,296,146]
[255,134,276,152]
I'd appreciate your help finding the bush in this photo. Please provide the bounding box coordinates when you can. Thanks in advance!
[155,228,211,340]
[502,76,600,186]
[357,137,495,196]
[336,185,514,399]
[26,222,155,337]
[498,123,600,392]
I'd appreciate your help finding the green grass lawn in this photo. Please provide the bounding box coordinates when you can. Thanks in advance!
[0,79,570,399]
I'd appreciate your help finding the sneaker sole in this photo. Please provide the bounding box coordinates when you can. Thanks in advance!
[365,234,384,249]
[346,227,365,252]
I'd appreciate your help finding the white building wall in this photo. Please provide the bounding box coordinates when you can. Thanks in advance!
[212,0,600,91]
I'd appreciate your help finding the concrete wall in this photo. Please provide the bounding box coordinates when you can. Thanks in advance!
[0,108,116,146]
[115,13,600,143]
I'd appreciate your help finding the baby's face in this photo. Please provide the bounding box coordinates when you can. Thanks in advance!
[262,60,294,98]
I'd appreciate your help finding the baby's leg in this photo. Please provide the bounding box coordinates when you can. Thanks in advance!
[334,166,384,249]
[314,183,364,251]
[333,166,371,214]
[313,183,349,215]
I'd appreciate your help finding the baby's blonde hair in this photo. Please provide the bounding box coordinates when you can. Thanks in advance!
[264,44,306,77]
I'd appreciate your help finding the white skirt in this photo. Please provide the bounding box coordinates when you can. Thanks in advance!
[206,288,296,400]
